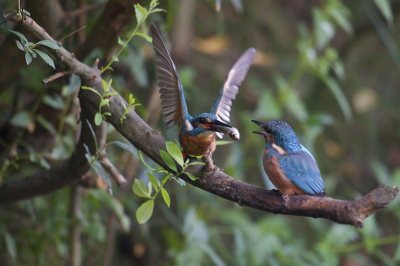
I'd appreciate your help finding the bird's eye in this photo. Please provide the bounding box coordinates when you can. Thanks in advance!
[200,118,206,123]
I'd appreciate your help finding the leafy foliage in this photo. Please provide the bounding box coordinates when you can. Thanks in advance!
[10,30,60,69]
[133,141,204,224]
[101,0,165,73]
[1,0,400,265]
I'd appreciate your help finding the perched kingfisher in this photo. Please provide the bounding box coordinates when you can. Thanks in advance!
[251,120,325,198]
[151,24,256,166]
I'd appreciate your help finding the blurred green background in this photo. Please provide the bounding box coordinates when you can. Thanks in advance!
[0,0,400,265]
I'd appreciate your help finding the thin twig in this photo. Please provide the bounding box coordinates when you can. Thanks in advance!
[99,155,127,187]
[59,25,87,43]
[42,71,72,84]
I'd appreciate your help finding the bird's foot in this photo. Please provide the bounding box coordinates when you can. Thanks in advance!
[202,153,215,171]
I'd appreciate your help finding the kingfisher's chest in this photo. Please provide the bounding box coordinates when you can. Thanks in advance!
[262,148,306,196]
[179,132,216,156]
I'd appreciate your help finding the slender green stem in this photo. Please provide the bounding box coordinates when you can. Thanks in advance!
[101,22,142,73]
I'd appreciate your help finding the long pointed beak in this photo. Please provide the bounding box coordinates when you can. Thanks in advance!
[251,130,266,136]
[213,120,232,128]
[210,120,232,134]
[251,120,264,127]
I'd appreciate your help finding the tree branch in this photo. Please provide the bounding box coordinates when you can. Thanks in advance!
[1,10,398,228]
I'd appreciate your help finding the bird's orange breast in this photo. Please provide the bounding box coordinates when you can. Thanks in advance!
[179,132,216,156]
[263,149,306,196]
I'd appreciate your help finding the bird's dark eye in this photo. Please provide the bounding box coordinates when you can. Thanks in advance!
[200,118,206,123]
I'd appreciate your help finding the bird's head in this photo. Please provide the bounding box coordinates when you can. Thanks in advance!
[186,113,232,136]
[251,120,300,151]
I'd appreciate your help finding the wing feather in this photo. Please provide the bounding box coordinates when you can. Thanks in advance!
[151,24,190,129]
[278,149,325,196]
[212,48,256,138]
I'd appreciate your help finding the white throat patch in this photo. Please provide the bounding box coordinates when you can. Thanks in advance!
[185,120,193,131]
[272,143,288,155]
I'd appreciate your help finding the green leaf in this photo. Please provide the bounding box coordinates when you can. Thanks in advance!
[112,55,119,62]
[373,0,393,23]
[36,115,57,135]
[25,42,34,48]
[132,179,151,198]
[33,49,56,69]
[328,8,352,33]
[29,49,37,58]
[43,94,64,110]
[102,80,107,92]
[29,154,50,169]
[146,172,160,191]
[25,52,32,65]
[62,75,81,96]
[166,141,184,167]
[16,40,24,51]
[136,200,154,224]
[161,174,170,185]
[160,187,170,207]
[10,111,31,128]
[106,79,113,92]
[100,99,110,107]
[129,94,136,105]
[36,40,61,50]
[160,150,177,172]
[9,30,28,43]
[94,113,103,126]
[324,77,352,122]
[103,91,119,97]
[185,172,198,181]
[139,151,157,172]
[4,232,16,261]
[23,9,30,16]
[117,36,125,45]
[108,141,139,158]
[136,32,152,42]
[103,112,111,117]
[81,86,102,98]
[134,3,147,24]
[149,8,166,14]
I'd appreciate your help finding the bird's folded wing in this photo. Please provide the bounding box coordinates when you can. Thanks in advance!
[151,24,189,129]
[278,150,325,195]
[211,48,256,138]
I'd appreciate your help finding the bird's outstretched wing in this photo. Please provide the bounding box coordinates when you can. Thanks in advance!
[211,48,256,138]
[278,148,325,196]
[151,24,190,129]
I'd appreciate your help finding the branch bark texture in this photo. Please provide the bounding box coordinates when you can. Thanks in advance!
[0,10,398,229]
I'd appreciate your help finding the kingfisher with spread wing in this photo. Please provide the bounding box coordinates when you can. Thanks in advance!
[251,120,325,200]
[151,24,255,167]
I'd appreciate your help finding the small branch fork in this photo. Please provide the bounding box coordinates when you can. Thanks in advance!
[0,10,398,228]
